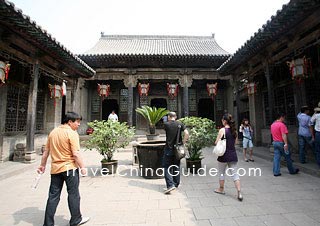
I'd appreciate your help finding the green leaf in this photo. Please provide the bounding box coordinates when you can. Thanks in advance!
[85,120,135,161]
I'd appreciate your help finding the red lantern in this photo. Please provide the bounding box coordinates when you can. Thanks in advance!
[0,61,10,84]
[206,83,217,100]
[246,82,257,95]
[167,83,179,98]
[138,83,150,97]
[286,56,312,83]
[48,84,62,107]
[97,84,110,98]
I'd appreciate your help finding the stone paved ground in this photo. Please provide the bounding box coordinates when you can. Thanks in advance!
[1,147,320,226]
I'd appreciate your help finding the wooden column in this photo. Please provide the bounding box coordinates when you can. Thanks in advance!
[179,75,192,117]
[128,85,133,126]
[0,85,7,162]
[124,74,137,126]
[265,63,274,123]
[26,62,39,153]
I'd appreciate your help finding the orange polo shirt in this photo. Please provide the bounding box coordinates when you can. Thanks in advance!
[46,124,80,174]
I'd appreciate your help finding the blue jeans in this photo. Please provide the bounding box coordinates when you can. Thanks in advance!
[44,169,82,226]
[273,142,297,175]
[298,135,316,163]
[162,147,180,189]
[315,132,320,167]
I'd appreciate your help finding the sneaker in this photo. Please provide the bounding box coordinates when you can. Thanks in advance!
[77,217,90,225]
[274,173,282,177]
[164,186,176,194]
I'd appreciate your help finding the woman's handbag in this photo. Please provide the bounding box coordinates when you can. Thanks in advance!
[173,125,186,160]
[213,128,226,156]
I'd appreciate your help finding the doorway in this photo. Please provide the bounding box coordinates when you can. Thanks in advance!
[102,99,119,120]
[198,98,215,121]
[150,98,167,128]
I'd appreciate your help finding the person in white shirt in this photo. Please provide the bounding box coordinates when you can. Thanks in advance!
[108,110,118,121]
[310,102,320,168]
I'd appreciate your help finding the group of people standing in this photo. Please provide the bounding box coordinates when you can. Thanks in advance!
[297,103,320,167]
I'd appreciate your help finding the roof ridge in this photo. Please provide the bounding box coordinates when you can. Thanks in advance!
[100,34,216,40]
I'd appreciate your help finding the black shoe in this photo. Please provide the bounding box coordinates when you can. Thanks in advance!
[274,173,282,177]
[291,168,299,174]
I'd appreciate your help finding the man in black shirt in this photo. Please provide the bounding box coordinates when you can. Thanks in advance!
[163,112,189,194]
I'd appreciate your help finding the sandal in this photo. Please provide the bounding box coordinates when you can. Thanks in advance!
[214,189,225,195]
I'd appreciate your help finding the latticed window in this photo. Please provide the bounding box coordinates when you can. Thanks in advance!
[263,93,271,127]
[36,90,45,131]
[274,85,295,125]
[5,85,29,132]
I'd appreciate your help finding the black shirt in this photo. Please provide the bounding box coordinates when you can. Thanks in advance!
[164,120,186,149]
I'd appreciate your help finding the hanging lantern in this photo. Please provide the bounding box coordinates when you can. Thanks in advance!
[48,84,62,99]
[48,84,62,107]
[286,56,312,82]
[206,83,218,100]
[97,84,110,98]
[138,83,150,97]
[167,83,179,98]
[0,61,10,84]
[246,82,257,95]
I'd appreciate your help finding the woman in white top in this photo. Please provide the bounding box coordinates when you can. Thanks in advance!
[239,118,254,162]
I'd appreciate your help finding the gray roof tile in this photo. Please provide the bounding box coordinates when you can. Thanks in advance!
[83,34,230,57]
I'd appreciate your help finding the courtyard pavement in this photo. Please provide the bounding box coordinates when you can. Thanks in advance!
[1,144,320,226]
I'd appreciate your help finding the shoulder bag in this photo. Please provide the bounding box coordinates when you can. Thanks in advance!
[173,124,186,160]
[213,128,226,156]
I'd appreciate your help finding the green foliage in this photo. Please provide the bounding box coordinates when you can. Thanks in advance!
[179,117,218,160]
[136,106,169,134]
[86,120,135,162]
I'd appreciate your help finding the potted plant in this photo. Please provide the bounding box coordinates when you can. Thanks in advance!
[136,106,169,140]
[86,120,135,174]
[179,117,218,174]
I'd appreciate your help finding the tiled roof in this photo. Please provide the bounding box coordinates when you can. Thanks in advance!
[0,0,95,77]
[218,0,320,73]
[82,34,230,57]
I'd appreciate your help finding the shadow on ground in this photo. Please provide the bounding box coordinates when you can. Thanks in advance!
[13,207,68,226]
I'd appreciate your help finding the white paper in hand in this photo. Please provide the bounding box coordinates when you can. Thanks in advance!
[31,173,42,190]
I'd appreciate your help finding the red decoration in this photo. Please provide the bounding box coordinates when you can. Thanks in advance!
[206,83,218,100]
[246,82,257,95]
[286,56,312,83]
[97,84,110,98]
[0,61,10,84]
[138,83,150,97]
[48,84,62,107]
[166,83,179,98]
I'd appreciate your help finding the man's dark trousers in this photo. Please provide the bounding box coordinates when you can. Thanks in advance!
[43,169,82,226]
[163,147,181,188]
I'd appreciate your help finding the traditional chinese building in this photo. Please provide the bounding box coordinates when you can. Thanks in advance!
[0,0,95,162]
[79,34,231,130]
[219,0,320,152]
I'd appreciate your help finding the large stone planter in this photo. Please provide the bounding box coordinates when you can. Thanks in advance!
[136,140,165,179]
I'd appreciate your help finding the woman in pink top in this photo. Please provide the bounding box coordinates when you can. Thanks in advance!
[271,112,299,176]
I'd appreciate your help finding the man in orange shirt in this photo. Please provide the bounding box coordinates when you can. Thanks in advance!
[38,112,89,226]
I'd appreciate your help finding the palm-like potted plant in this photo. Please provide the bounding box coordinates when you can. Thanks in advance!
[179,117,217,174]
[86,120,135,174]
[136,106,169,140]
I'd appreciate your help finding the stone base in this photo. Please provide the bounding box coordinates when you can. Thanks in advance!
[146,134,160,141]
